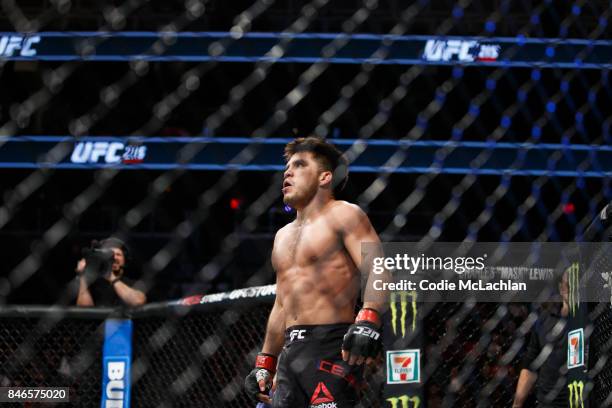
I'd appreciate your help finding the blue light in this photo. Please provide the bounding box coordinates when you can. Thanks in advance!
[283,205,293,213]
[560,80,569,93]
[517,89,527,102]
[546,101,556,113]
[501,116,511,128]
[530,14,540,24]
[562,134,570,145]
[599,17,608,27]
[575,112,584,123]
[572,5,581,15]
[469,104,480,116]
[452,6,464,18]
[452,67,464,78]
[545,47,555,58]
[531,70,541,81]
[486,79,496,90]
[485,20,496,33]
[531,126,542,139]
[516,34,526,46]
[452,127,464,139]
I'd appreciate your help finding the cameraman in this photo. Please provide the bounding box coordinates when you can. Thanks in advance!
[76,238,146,307]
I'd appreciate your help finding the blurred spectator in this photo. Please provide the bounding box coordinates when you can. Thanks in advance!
[512,272,569,408]
[76,238,146,307]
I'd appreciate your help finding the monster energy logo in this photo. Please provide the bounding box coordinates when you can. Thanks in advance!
[386,395,420,408]
[567,262,580,317]
[390,291,417,337]
[568,380,584,408]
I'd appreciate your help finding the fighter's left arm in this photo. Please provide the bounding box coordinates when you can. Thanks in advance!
[335,202,388,365]
[336,202,386,314]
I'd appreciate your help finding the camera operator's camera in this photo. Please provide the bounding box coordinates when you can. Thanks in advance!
[82,245,114,279]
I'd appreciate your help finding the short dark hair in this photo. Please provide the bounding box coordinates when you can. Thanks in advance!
[100,237,130,261]
[284,137,348,193]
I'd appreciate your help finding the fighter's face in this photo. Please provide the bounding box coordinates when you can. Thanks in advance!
[282,152,324,209]
[110,247,126,274]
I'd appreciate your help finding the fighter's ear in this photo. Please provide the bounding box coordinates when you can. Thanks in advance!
[319,170,333,187]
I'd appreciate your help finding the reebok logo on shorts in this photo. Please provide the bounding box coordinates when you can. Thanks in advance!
[310,382,337,408]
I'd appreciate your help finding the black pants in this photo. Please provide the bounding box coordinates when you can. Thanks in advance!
[272,324,364,408]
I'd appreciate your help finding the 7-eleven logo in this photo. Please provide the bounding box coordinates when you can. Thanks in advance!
[310,382,335,405]
[567,328,584,369]
[395,356,412,381]
[387,350,420,384]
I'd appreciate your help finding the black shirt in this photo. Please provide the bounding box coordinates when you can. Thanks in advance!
[88,277,135,307]
[522,309,568,407]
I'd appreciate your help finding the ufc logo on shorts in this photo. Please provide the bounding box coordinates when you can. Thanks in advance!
[290,329,306,341]
[354,327,380,340]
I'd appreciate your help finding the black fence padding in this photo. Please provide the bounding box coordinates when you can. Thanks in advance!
[0,317,105,407]
[132,304,272,407]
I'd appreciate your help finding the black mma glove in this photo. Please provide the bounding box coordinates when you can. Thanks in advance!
[342,308,382,365]
[244,352,276,402]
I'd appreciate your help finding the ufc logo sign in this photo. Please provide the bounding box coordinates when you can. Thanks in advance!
[354,327,380,340]
[290,329,306,341]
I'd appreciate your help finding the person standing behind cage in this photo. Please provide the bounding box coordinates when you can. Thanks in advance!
[75,237,146,307]
[512,271,570,408]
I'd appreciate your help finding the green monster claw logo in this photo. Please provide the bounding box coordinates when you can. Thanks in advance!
[386,395,420,408]
[568,380,584,408]
[390,291,417,337]
[567,262,580,317]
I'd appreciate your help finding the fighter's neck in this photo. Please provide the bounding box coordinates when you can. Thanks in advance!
[295,194,334,223]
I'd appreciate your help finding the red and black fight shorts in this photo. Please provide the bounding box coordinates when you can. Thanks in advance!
[272,324,364,408]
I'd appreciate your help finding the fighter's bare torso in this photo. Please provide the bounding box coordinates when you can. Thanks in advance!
[271,201,361,326]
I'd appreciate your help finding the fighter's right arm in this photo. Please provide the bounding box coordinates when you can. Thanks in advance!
[245,233,286,403]
[262,295,286,356]
[512,369,537,407]
[244,297,285,403]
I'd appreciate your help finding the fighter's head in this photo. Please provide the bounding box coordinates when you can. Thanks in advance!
[282,137,348,209]
[99,237,128,275]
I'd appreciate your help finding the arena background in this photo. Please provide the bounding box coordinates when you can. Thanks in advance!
[0,1,611,407]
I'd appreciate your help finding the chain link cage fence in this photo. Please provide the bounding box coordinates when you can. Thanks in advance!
[1,0,612,407]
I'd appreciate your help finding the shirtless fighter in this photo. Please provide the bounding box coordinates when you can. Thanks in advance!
[245,137,384,407]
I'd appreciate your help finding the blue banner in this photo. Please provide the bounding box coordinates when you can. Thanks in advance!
[101,319,133,408]
[0,136,610,178]
[0,32,610,68]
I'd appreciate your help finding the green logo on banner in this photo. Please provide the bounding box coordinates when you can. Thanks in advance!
[390,291,417,337]
[567,262,580,317]
[386,395,420,408]
[568,380,584,408]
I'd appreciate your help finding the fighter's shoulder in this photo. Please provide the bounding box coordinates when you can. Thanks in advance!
[327,200,369,224]
[328,200,367,216]
[273,221,295,242]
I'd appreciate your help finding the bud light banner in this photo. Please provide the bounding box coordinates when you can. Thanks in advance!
[101,319,133,408]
